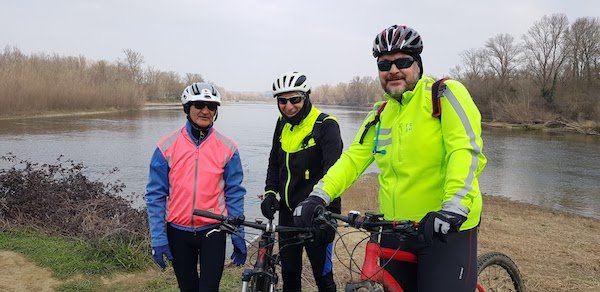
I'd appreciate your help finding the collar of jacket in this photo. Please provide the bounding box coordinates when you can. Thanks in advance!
[185,120,212,146]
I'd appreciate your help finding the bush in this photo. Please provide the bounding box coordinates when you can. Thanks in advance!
[0,154,150,270]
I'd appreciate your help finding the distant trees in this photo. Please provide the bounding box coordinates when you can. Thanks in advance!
[1,13,597,125]
[0,47,141,115]
[311,14,598,127]
[0,47,217,115]
[311,76,383,106]
[522,14,570,106]
[454,14,599,124]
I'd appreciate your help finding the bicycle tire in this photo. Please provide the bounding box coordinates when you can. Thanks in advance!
[345,281,385,292]
[477,252,525,292]
[248,274,275,292]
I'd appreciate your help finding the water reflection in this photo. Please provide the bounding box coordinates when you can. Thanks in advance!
[480,127,600,218]
[1,103,598,219]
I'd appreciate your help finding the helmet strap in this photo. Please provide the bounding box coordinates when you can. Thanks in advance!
[186,116,211,140]
[412,54,423,78]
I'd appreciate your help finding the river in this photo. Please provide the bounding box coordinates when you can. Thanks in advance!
[1,103,598,220]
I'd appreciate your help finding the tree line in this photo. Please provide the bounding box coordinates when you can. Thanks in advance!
[1,14,598,125]
[0,47,262,116]
[312,14,599,125]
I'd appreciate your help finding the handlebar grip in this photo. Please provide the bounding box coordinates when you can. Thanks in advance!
[192,209,226,221]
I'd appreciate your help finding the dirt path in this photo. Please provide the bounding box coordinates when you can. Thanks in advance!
[0,251,60,292]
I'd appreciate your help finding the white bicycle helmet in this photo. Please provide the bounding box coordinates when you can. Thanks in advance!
[181,82,221,105]
[272,71,311,96]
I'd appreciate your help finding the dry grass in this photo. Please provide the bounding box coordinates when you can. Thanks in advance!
[305,174,599,292]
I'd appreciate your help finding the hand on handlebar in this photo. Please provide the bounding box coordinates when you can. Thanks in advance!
[293,195,326,228]
[418,210,466,243]
[314,217,337,246]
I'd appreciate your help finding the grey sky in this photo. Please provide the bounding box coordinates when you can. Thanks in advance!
[2,0,598,92]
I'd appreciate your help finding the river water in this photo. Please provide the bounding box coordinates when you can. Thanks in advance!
[1,103,599,220]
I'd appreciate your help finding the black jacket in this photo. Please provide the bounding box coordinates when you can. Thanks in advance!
[265,106,342,213]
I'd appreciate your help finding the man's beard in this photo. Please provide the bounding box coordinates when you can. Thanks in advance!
[383,71,419,99]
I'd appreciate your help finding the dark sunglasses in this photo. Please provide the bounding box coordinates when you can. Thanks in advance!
[277,95,304,105]
[191,101,218,111]
[377,57,415,71]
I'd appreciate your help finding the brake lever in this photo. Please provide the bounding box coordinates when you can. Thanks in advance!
[206,222,238,237]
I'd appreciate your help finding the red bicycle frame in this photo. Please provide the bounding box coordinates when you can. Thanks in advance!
[328,211,487,292]
[360,241,417,292]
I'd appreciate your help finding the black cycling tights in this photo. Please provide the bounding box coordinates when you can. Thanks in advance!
[379,227,478,292]
[167,225,226,292]
[278,208,337,292]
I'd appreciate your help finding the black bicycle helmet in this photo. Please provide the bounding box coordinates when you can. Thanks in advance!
[372,25,423,58]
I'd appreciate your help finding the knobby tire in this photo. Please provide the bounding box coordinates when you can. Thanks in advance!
[248,274,274,292]
[477,252,525,292]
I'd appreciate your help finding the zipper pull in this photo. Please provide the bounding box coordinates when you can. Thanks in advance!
[305,169,309,180]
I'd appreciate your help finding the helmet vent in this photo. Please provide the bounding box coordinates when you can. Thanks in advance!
[294,75,306,87]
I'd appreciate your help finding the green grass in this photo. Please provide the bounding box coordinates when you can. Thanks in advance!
[0,229,247,291]
[0,229,150,279]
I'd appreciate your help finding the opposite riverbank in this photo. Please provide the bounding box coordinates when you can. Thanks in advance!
[1,174,598,291]
[2,103,598,136]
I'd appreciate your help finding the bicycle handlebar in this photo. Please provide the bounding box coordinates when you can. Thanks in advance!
[192,209,314,234]
[318,208,417,234]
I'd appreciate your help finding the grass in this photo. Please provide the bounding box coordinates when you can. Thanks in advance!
[0,228,253,291]
[0,229,150,279]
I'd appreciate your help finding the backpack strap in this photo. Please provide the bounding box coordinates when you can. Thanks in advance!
[359,101,387,144]
[275,116,285,138]
[301,113,329,148]
[432,78,449,119]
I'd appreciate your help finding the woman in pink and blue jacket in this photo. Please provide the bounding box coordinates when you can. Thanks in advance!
[145,82,246,292]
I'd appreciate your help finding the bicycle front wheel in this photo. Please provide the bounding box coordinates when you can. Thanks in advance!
[248,275,274,292]
[345,281,385,292]
[477,252,525,292]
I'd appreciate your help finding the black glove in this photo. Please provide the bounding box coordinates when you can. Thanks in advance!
[418,210,466,243]
[293,196,326,227]
[260,194,280,220]
[314,218,337,246]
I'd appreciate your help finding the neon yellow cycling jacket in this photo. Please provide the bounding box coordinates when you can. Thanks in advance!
[314,76,487,230]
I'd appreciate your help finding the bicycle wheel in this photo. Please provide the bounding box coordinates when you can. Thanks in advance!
[477,252,525,292]
[248,274,275,292]
[345,281,385,292]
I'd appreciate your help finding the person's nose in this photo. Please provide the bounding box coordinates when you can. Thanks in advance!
[280,100,293,110]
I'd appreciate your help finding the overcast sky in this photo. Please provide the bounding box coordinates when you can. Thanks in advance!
[2,0,598,92]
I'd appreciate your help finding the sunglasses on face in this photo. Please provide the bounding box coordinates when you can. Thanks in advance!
[377,57,415,71]
[277,95,304,105]
[191,101,218,111]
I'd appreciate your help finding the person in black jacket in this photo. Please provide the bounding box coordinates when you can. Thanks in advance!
[260,71,342,292]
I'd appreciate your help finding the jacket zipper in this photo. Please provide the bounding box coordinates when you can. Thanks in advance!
[284,152,292,210]
[190,144,200,228]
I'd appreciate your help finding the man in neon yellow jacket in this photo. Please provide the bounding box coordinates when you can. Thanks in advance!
[293,24,487,291]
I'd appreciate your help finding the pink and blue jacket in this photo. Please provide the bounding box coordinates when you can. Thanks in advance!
[145,121,246,247]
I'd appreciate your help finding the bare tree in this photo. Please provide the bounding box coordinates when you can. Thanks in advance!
[459,48,488,80]
[184,73,204,84]
[522,14,570,105]
[484,34,522,84]
[565,17,600,83]
[122,48,145,85]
